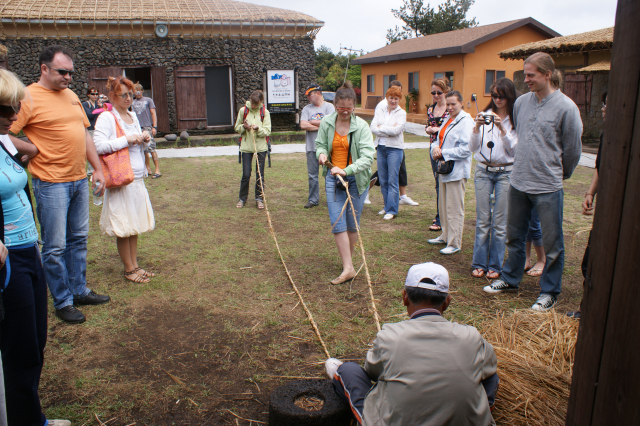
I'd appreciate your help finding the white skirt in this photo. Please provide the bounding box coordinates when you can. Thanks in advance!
[100,178,155,237]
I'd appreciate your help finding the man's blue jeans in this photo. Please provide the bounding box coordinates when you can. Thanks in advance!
[376,145,403,216]
[502,186,564,296]
[471,168,510,273]
[32,178,91,309]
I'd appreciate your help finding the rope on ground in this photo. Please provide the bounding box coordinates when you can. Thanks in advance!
[249,130,331,358]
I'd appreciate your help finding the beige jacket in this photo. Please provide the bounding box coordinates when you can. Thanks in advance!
[363,314,497,426]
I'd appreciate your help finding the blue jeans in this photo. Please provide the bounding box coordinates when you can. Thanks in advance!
[526,207,543,247]
[326,175,367,234]
[502,186,564,296]
[32,178,91,309]
[376,145,403,215]
[472,168,510,273]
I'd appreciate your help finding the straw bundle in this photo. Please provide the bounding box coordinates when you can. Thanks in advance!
[500,27,613,60]
[481,310,579,426]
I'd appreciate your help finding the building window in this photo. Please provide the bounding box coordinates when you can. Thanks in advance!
[383,74,397,95]
[367,75,375,93]
[408,72,419,92]
[485,70,506,95]
[434,72,454,89]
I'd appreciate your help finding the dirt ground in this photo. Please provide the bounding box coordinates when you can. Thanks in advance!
[38,150,594,424]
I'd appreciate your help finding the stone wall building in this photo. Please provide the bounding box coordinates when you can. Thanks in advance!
[0,0,323,134]
[500,27,613,142]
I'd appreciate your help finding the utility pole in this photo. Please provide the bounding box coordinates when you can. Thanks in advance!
[340,44,364,84]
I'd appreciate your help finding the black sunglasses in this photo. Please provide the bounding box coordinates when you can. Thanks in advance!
[0,103,21,118]
[51,67,75,77]
[89,92,98,95]
[431,91,444,96]
[491,93,507,100]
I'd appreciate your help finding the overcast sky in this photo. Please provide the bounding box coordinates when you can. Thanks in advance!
[249,0,618,54]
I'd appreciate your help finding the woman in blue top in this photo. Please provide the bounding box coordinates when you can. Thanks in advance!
[0,69,70,426]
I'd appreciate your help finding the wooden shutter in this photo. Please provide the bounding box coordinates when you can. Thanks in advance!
[150,67,170,132]
[88,67,123,97]
[565,74,593,112]
[174,65,207,130]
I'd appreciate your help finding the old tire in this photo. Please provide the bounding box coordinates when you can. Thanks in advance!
[269,379,353,426]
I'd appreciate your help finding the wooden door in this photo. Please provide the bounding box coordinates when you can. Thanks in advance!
[564,74,593,111]
[88,67,123,97]
[151,67,170,132]
[174,65,207,130]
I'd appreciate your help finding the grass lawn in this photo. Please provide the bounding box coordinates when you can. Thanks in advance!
[39,150,594,424]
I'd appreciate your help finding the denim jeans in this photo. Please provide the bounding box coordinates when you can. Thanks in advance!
[326,175,367,234]
[239,151,266,202]
[471,168,510,273]
[376,145,403,215]
[306,151,320,205]
[526,206,543,247]
[32,178,91,310]
[430,156,441,226]
[502,186,564,296]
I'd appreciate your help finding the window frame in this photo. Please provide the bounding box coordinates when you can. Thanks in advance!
[408,71,419,92]
[434,71,454,90]
[366,74,376,94]
[484,69,507,96]
[383,74,397,96]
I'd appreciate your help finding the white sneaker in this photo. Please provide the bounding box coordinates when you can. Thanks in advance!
[383,213,395,220]
[483,279,517,294]
[48,421,71,426]
[440,246,461,255]
[531,294,557,311]
[378,209,386,215]
[399,196,419,206]
[428,236,446,244]
[364,194,371,204]
[325,358,344,379]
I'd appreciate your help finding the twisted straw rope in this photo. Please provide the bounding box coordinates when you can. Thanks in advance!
[249,130,331,359]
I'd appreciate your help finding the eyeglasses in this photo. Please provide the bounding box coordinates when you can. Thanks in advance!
[336,107,354,112]
[118,92,134,100]
[0,103,21,118]
[431,91,444,96]
[491,93,507,100]
[51,68,75,77]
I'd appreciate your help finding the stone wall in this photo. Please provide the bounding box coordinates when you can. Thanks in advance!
[3,37,315,133]
[513,69,607,143]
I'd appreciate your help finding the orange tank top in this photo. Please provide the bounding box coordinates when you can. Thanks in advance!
[331,132,352,169]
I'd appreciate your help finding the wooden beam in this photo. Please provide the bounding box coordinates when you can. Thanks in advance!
[566,0,640,424]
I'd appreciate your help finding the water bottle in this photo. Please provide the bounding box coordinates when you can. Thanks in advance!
[93,182,103,206]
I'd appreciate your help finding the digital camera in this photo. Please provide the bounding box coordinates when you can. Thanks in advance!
[482,114,494,125]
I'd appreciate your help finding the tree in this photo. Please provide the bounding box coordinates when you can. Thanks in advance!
[386,0,478,44]
[315,46,362,91]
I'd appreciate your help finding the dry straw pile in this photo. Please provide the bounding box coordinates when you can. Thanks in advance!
[481,310,579,426]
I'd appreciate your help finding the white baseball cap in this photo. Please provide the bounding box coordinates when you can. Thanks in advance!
[405,262,449,293]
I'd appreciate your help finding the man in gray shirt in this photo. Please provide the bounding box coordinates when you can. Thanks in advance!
[300,84,334,208]
[132,84,161,178]
[484,52,583,311]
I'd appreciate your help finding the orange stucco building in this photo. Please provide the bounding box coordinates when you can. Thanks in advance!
[353,18,559,114]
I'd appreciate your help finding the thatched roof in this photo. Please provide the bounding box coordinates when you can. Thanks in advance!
[576,60,610,74]
[353,18,559,65]
[500,27,613,60]
[0,0,323,39]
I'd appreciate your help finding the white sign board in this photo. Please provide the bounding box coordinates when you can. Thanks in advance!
[266,70,295,111]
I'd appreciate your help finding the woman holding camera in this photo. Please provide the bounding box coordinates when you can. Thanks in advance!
[94,76,155,284]
[370,85,406,220]
[425,78,450,231]
[469,78,518,278]
[316,82,375,284]
[428,91,473,255]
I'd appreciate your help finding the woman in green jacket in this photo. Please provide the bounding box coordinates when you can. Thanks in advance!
[316,82,375,285]
[234,91,271,209]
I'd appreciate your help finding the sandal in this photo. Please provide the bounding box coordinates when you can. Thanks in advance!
[124,270,150,283]
[486,270,500,279]
[236,200,245,208]
[471,268,485,278]
[526,267,544,277]
[135,267,155,278]
[256,200,265,210]
[151,173,162,179]
[429,224,442,231]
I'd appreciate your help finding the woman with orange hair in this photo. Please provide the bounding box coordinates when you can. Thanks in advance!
[93,76,155,284]
[370,85,406,220]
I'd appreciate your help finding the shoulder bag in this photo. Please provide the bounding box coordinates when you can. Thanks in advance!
[99,111,134,188]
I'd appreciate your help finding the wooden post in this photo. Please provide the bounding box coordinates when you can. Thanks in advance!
[566,0,640,424]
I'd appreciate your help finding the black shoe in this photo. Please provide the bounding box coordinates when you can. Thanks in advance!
[55,306,86,324]
[74,290,111,306]
[304,202,317,209]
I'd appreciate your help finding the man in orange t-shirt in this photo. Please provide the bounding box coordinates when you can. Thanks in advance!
[10,45,110,324]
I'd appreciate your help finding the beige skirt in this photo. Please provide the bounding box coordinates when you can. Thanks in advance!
[100,178,155,237]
